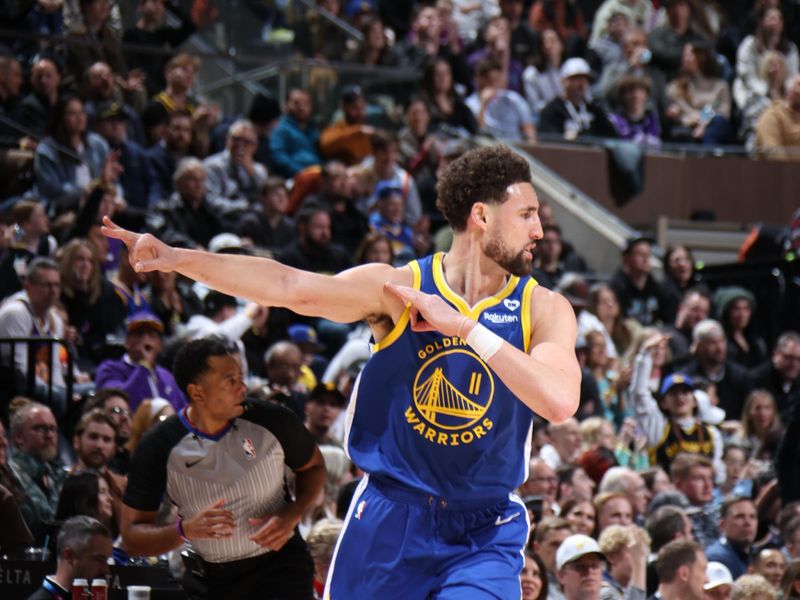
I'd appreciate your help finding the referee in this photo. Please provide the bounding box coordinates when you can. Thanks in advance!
[120,337,325,599]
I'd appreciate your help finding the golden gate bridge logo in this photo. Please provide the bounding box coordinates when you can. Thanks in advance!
[412,349,494,430]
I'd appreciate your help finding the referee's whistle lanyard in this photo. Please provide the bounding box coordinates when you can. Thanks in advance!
[42,577,68,600]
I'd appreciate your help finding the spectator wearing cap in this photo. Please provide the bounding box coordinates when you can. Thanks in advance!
[556,534,606,600]
[540,57,617,140]
[647,0,709,81]
[320,85,374,166]
[147,157,224,248]
[369,183,417,264]
[752,331,800,419]
[681,319,754,421]
[305,382,346,447]
[609,237,672,327]
[235,176,296,253]
[94,311,186,412]
[269,88,320,178]
[631,334,723,474]
[598,524,649,600]
[465,57,537,143]
[609,75,662,149]
[301,160,369,256]
[704,561,733,600]
[146,109,193,201]
[278,205,352,275]
[288,323,327,386]
[654,539,708,600]
[203,118,268,210]
[756,74,800,160]
[362,130,424,229]
[92,99,156,209]
[705,496,758,580]
[670,454,720,548]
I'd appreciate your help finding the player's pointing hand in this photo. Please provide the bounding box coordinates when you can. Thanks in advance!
[101,216,179,273]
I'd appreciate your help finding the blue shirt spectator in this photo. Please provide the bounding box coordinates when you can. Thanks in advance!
[269,89,320,177]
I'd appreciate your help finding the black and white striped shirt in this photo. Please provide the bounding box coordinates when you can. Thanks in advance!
[123,400,316,563]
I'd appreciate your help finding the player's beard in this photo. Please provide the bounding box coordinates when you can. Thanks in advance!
[484,233,531,277]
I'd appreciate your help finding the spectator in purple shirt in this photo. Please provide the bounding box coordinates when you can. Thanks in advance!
[94,311,186,412]
[609,74,662,149]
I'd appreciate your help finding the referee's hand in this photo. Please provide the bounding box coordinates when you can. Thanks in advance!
[248,504,301,551]
[183,499,235,540]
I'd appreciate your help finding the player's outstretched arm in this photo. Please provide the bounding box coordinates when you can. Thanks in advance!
[386,282,580,423]
[102,217,402,324]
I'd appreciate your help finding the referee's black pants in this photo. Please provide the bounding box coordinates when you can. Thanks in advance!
[182,533,314,599]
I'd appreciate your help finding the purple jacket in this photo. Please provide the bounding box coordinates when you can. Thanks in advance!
[95,355,186,412]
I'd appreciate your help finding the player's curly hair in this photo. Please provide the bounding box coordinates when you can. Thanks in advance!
[436,145,532,232]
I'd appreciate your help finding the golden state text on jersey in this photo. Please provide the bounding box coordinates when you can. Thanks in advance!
[345,253,539,502]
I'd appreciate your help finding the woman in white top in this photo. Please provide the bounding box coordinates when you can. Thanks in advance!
[523,28,564,124]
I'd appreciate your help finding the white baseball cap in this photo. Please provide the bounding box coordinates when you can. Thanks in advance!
[559,57,592,80]
[704,562,733,590]
[556,534,605,570]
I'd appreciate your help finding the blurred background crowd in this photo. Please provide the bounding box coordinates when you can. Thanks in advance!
[0,0,799,599]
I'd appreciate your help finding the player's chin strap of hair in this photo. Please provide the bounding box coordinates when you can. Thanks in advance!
[457,317,503,363]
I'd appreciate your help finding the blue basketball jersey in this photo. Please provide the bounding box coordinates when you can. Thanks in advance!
[345,252,538,502]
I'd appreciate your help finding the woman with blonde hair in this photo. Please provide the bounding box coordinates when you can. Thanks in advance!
[126,397,175,453]
[58,238,125,366]
[739,389,784,462]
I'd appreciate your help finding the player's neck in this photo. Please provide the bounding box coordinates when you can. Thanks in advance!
[443,236,510,305]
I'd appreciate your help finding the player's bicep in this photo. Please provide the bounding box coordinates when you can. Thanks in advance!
[286,262,409,323]
[528,287,580,373]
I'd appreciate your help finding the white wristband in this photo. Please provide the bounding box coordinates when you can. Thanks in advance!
[465,323,504,362]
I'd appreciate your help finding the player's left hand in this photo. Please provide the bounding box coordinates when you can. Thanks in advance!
[385,282,466,337]
[248,504,302,551]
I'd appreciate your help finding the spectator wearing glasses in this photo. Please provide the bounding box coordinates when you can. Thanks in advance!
[86,388,133,475]
[752,332,800,419]
[555,534,606,600]
[520,458,560,517]
[204,119,268,211]
[8,401,66,542]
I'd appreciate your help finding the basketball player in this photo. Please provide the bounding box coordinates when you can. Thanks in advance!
[103,144,581,598]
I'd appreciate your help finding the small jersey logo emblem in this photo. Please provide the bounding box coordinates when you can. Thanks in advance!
[355,500,366,520]
[242,437,256,460]
[503,299,520,311]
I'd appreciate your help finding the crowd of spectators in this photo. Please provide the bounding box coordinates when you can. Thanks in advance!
[0,0,798,598]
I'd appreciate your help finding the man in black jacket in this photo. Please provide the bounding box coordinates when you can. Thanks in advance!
[539,57,618,140]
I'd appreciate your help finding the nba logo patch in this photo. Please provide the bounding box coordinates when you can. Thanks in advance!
[355,500,366,520]
[242,437,256,460]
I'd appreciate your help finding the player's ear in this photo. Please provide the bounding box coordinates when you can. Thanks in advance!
[186,382,203,404]
[470,202,488,228]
